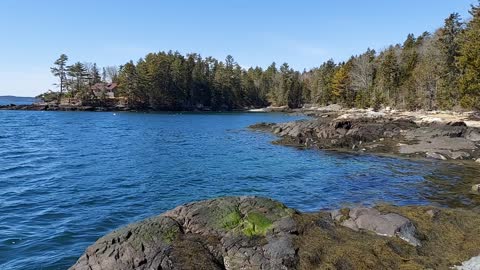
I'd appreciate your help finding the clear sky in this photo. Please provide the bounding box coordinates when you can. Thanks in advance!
[0,0,476,97]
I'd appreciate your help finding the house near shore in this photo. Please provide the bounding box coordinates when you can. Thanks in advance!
[91,83,118,98]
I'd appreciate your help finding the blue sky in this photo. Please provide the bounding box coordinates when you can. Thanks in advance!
[0,0,476,97]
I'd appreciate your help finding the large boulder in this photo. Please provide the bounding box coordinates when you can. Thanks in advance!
[69,196,298,270]
[331,207,421,246]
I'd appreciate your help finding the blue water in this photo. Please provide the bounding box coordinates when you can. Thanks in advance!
[0,96,36,105]
[1,111,479,269]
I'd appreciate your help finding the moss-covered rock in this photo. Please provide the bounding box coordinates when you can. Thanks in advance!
[70,196,480,270]
[242,212,274,237]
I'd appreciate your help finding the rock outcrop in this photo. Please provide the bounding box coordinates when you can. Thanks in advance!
[331,207,421,246]
[70,197,480,270]
[70,197,298,270]
[251,114,480,161]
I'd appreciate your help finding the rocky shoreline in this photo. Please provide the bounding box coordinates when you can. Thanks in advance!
[0,103,129,112]
[250,110,480,162]
[0,103,265,113]
[70,196,480,270]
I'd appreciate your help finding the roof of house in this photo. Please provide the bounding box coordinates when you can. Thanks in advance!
[91,83,118,92]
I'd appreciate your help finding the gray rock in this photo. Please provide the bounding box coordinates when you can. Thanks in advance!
[466,130,480,142]
[426,209,439,218]
[70,196,299,270]
[446,151,471,160]
[426,152,447,160]
[330,209,343,221]
[472,184,480,193]
[267,115,480,161]
[454,255,480,270]
[399,137,476,155]
[340,218,359,231]
[336,207,421,246]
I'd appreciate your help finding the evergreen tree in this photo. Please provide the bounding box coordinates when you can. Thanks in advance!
[91,63,101,84]
[377,47,400,107]
[458,2,480,109]
[50,54,69,104]
[400,34,420,109]
[437,13,463,109]
[67,62,88,98]
[44,3,480,112]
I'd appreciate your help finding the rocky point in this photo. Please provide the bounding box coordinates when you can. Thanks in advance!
[70,196,480,270]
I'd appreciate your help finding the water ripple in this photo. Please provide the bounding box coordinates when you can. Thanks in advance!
[0,111,479,269]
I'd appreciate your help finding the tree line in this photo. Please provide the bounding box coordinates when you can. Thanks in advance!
[44,55,119,103]
[48,2,480,111]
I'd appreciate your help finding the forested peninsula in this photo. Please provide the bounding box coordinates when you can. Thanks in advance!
[2,3,479,112]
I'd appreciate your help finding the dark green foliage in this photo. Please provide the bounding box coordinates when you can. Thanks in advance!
[67,62,88,97]
[45,3,480,111]
[437,13,463,109]
[458,2,480,109]
[50,54,68,104]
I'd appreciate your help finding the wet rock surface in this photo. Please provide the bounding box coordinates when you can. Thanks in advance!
[251,114,480,161]
[70,197,480,270]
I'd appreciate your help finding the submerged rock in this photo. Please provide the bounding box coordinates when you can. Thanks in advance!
[70,197,480,270]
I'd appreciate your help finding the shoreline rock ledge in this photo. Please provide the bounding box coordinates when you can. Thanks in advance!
[250,114,480,161]
[70,196,480,270]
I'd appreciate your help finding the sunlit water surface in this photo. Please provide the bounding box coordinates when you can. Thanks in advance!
[1,111,479,269]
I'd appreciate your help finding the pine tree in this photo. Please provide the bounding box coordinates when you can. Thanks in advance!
[67,62,88,98]
[400,34,419,109]
[458,2,480,109]
[377,47,400,107]
[437,13,463,109]
[50,54,69,104]
[91,63,101,84]
[118,61,143,107]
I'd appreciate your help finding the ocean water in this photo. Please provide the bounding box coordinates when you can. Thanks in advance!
[0,96,36,105]
[0,111,479,269]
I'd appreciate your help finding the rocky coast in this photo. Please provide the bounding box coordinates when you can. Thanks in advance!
[65,108,480,269]
[70,196,480,270]
[251,108,480,162]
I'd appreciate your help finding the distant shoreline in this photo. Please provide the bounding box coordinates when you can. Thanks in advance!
[0,103,295,113]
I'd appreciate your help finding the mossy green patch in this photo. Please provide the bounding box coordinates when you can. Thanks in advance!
[242,212,273,237]
[162,227,179,244]
[221,209,242,230]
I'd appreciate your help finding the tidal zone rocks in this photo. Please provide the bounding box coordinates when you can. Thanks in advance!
[70,197,480,270]
[252,115,480,161]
